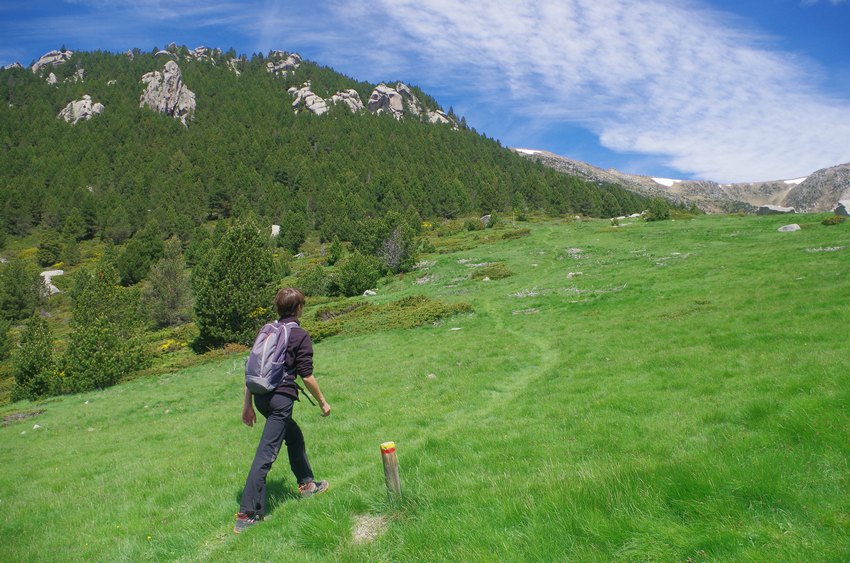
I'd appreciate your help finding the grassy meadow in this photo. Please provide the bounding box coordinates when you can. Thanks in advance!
[1,213,848,561]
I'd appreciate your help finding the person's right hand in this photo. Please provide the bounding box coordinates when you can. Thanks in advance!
[320,401,331,417]
[242,405,256,427]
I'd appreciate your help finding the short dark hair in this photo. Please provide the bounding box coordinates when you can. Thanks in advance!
[275,287,305,318]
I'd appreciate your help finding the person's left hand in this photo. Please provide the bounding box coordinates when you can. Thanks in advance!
[242,405,256,427]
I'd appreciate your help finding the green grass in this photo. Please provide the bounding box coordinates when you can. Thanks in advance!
[2,214,849,561]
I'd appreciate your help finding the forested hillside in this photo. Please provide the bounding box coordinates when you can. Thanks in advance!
[0,45,647,241]
[0,45,655,403]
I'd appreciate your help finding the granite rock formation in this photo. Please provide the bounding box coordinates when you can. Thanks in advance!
[140,61,196,125]
[58,95,105,124]
[32,50,73,74]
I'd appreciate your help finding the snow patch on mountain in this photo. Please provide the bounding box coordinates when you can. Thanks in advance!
[652,178,682,187]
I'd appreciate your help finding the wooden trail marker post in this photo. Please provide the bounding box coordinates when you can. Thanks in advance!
[380,441,401,497]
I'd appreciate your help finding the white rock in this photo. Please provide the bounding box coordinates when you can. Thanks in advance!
[368,83,405,119]
[289,83,328,115]
[395,82,420,115]
[833,200,849,217]
[271,225,280,237]
[46,73,58,86]
[363,289,377,296]
[126,49,135,60]
[266,52,301,75]
[40,269,64,294]
[3,62,23,70]
[227,58,242,76]
[32,424,41,430]
[140,61,196,125]
[778,224,801,232]
[32,50,73,74]
[330,89,364,113]
[107,79,117,86]
[58,95,104,125]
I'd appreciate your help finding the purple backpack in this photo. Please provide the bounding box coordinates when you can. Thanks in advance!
[244,321,299,394]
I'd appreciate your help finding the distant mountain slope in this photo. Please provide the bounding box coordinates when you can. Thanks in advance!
[514,149,849,213]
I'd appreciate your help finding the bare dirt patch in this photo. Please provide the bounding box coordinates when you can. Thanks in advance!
[352,514,388,544]
[2,410,45,427]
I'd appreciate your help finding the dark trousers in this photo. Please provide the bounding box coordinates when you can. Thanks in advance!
[239,393,314,516]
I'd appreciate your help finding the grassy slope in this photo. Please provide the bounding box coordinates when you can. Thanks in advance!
[1,214,848,561]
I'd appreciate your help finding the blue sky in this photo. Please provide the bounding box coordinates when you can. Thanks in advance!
[2,0,849,182]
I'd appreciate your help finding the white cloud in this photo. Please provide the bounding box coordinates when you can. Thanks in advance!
[315,0,850,181]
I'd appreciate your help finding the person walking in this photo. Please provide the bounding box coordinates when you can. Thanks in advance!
[235,287,331,534]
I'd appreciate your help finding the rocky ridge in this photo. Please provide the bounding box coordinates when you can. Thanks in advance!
[515,149,850,213]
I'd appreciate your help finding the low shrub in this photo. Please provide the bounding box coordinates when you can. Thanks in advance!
[501,228,531,240]
[471,262,515,280]
[822,215,847,226]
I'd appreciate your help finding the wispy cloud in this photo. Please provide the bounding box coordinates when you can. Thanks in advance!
[301,0,850,181]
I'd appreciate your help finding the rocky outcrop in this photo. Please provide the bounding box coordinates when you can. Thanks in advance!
[289,83,364,115]
[266,52,301,76]
[782,163,850,212]
[288,83,329,115]
[368,82,455,125]
[330,89,364,112]
[368,83,405,119]
[140,61,196,125]
[32,50,73,74]
[227,58,242,76]
[126,49,135,60]
[58,95,104,124]
[3,62,22,70]
[834,200,849,217]
[757,205,795,215]
[46,73,58,86]
[155,50,177,59]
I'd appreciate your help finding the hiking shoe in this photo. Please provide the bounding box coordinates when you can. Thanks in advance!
[299,480,329,498]
[234,512,263,534]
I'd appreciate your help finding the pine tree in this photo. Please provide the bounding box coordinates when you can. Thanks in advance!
[0,258,45,320]
[63,260,148,392]
[192,219,276,347]
[141,237,192,327]
[11,314,59,400]
[117,220,165,285]
[62,208,87,242]
[37,231,63,267]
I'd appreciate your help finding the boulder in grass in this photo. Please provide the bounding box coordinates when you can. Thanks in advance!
[834,200,849,217]
[778,224,801,232]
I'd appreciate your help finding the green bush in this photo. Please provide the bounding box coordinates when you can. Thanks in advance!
[296,264,332,297]
[277,210,308,253]
[471,263,515,280]
[0,318,12,361]
[11,314,60,401]
[821,215,846,226]
[334,252,382,297]
[501,228,531,240]
[645,197,671,221]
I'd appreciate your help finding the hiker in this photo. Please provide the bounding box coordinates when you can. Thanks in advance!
[235,287,332,533]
